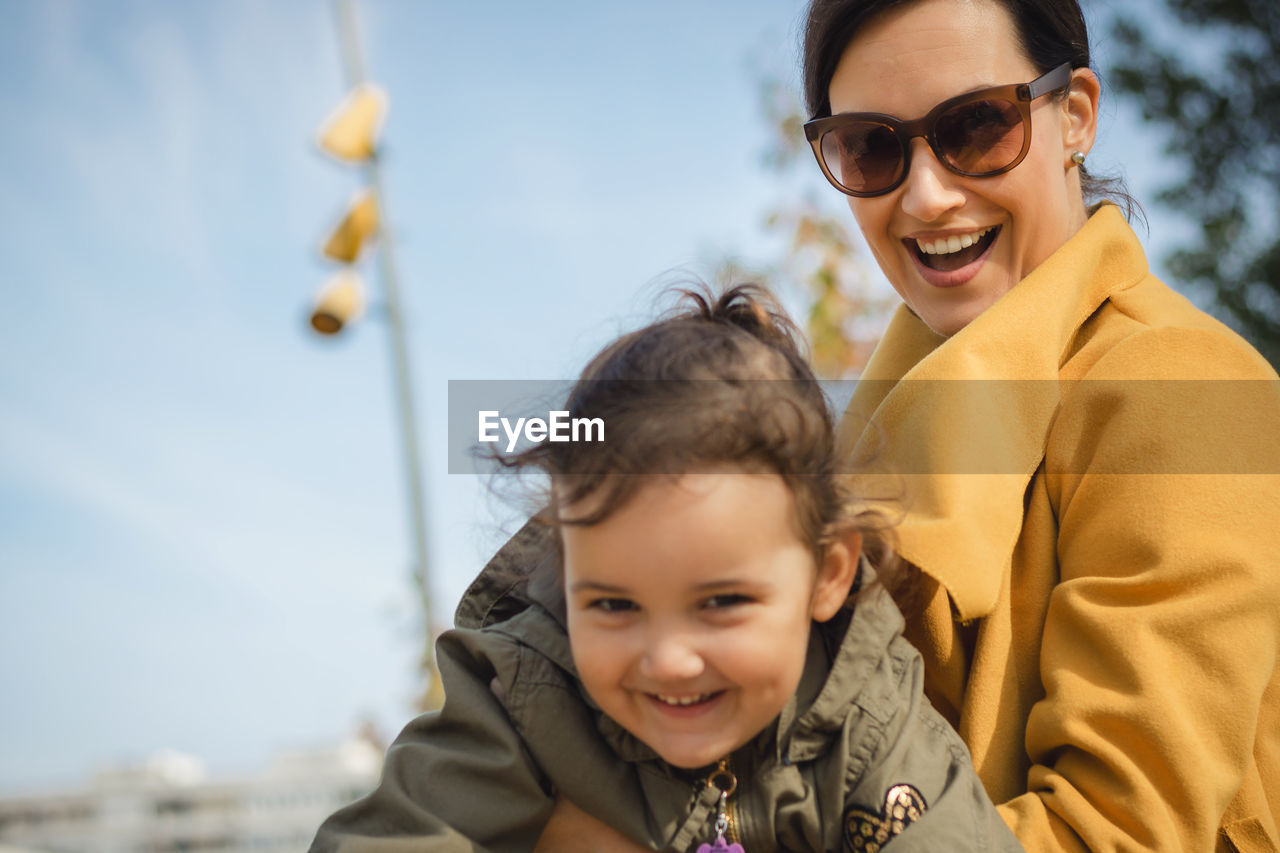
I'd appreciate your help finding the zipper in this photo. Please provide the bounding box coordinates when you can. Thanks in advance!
[705,757,741,846]
[727,793,740,845]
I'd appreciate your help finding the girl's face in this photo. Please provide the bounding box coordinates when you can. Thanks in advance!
[561,472,856,769]
[827,0,1098,337]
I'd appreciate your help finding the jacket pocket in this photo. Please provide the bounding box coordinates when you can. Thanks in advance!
[1220,818,1279,853]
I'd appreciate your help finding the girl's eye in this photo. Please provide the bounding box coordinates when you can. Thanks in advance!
[589,597,637,614]
[703,593,752,610]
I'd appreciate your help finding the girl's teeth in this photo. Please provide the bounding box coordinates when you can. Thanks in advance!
[655,693,711,706]
[916,227,991,255]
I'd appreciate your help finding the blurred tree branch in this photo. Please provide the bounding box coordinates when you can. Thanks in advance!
[1107,0,1280,367]
[721,68,894,378]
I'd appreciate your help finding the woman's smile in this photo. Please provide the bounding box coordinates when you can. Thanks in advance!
[904,224,1001,287]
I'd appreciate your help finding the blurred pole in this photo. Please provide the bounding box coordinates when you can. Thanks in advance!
[333,0,444,710]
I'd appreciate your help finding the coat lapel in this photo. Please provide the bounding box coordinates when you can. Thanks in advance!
[838,205,1149,621]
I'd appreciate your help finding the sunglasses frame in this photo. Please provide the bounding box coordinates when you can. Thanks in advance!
[803,62,1073,198]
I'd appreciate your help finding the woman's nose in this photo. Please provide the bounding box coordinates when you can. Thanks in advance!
[639,630,705,682]
[898,138,966,222]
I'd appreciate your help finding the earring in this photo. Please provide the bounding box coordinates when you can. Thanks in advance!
[1071,151,1086,166]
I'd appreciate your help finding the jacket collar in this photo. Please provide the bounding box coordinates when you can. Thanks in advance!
[779,560,907,763]
[837,204,1149,620]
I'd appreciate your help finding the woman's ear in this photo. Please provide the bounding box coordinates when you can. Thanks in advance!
[811,531,862,622]
[1062,66,1100,161]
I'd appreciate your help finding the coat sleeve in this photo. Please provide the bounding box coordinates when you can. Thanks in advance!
[844,633,1025,852]
[309,629,555,853]
[1000,326,1280,851]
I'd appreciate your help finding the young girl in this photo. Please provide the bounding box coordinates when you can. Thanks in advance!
[311,286,1021,852]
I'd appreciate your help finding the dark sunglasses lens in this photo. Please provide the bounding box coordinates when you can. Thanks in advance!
[820,121,903,194]
[935,98,1024,174]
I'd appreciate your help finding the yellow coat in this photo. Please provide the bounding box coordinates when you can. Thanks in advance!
[840,204,1280,852]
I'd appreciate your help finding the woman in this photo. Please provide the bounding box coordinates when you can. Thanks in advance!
[541,0,1280,850]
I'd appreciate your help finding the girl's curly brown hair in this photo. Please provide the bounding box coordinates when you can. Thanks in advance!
[499,284,901,591]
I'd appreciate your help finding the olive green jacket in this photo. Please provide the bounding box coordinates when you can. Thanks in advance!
[311,525,1021,852]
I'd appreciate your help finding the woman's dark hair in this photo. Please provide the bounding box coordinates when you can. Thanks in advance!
[502,284,894,573]
[801,0,1140,220]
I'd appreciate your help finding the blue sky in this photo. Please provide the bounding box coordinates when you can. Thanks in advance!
[0,0,1180,791]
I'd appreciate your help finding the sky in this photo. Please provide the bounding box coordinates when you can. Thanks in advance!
[0,0,1183,793]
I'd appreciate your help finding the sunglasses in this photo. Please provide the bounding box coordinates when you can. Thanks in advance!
[803,62,1072,197]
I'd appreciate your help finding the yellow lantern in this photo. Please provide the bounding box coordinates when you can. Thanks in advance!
[316,83,389,162]
[310,270,367,335]
[322,191,380,263]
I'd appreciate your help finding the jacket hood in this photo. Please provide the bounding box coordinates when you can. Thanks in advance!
[455,519,567,631]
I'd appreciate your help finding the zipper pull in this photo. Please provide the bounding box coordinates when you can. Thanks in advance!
[696,760,744,853]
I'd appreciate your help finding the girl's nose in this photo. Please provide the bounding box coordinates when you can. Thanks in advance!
[639,630,705,682]
[898,138,966,222]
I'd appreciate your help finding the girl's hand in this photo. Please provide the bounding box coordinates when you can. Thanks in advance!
[533,795,651,852]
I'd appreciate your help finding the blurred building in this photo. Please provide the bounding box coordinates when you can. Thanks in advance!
[0,729,381,852]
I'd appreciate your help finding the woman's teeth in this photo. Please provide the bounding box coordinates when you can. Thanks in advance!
[654,692,713,706]
[915,226,994,256]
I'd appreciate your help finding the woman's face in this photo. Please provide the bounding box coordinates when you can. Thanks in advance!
[827,0,1097,336]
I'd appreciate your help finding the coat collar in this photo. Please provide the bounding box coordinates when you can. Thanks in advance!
[837,204,1150,620]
